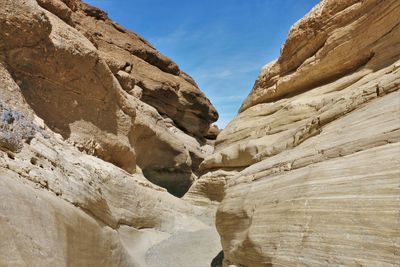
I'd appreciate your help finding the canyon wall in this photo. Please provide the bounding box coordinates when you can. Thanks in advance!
[191,0,400,266]
[0,0,220,266]
[1,0,399,266]
[1,0,218,198]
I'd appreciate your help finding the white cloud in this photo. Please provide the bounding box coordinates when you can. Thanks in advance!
[152,29,190,46]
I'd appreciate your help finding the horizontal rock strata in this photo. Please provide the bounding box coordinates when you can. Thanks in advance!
[190,0,400,265]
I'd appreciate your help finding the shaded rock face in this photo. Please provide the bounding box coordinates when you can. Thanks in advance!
[0,0,222,265]
[0,61,211,266]
[2,0,399,266]
[205,124,221,140]
[0,0,218,196]
[190,0,400,266]
[211,250,224,267]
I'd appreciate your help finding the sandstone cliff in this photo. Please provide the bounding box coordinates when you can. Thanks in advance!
[1,0,218,197]
[188,0,400,266]
[1,0,400,266]
[0,0,221,265]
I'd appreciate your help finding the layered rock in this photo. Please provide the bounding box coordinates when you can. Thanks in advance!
[202,0,399,172]
[191,0,400,265]
[1,0,218,197]
[0,59,211,266]
[2,0,400,265]
[0,0,222,265]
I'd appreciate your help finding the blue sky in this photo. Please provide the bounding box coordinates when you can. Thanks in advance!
[85,0,319,127]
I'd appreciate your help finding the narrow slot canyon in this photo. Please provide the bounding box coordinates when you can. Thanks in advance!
[0,0,399,266]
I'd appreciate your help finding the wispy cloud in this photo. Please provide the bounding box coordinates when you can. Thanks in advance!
[152,28,191,47]
[192,62,262,80]
[85,0,320,128]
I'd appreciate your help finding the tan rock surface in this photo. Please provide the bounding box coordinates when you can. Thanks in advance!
[241,0,400,111]
[36,0,218,136]
[0,135,219,266]
[205,124,221,140]
[0,57,218,265]
[2,0,399,266]
[0,174,136,266]
[183,170,236,206]
[0,0,221,265]
[1,0,218,196]
[217,92,400,266]
[190,0,400,265]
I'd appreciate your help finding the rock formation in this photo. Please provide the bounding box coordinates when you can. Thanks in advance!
[0,0,218,197]
[0,0,220,266]
[1,0,399,266]
[190,0,400,266]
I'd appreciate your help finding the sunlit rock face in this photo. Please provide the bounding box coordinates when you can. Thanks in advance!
[191,0,400,265]
[0,0,221,265]
[1,0,399,266]
[0,0,218,197]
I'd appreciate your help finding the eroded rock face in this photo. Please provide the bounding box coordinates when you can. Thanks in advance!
[191,0,400,265]
[0,0,222,265]
[0,61,211,266]
[35,0,218,136]
[2,0,399,265]
[0,0,218,196]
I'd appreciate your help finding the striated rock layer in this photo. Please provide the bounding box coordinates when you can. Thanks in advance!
[189,0,400,266]
[1,0,218,197]
[0,0,221,266]
[2,0,400,266]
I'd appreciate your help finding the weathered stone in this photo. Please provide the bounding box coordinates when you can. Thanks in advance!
[0,0,218,196]
[2,0,399,266]
[199,0,400,265]
[0,0,221,265]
